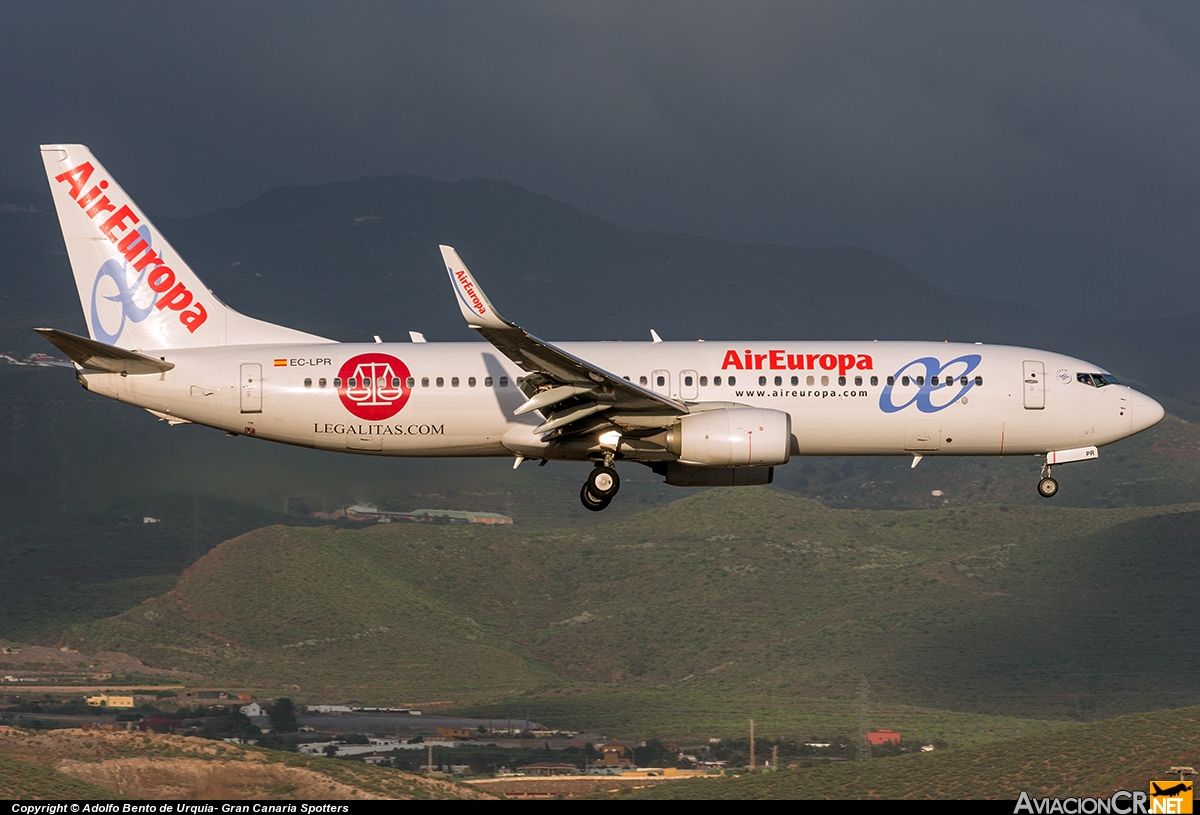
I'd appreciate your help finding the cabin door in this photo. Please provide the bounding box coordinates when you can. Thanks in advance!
[679,370,699,400]
[240,363,262,413]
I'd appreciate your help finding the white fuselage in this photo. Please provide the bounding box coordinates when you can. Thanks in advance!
[78,339,1159,462]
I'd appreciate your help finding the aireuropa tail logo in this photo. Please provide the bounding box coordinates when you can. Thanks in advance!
[879,354,982,414]
[55,160,208,336]
[337,353,412,421]
[1015,782,1193,814]
[91,224,157,344]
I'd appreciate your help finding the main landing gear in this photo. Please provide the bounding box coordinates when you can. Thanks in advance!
[580,462,621,511]
[1037,463,1059,499]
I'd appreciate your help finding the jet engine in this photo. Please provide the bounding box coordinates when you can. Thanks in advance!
[664,407,792,467]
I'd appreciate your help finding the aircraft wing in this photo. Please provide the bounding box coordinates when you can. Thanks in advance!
[440,246,687,437]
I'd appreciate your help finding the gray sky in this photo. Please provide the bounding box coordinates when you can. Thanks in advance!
[3,0,1200,318]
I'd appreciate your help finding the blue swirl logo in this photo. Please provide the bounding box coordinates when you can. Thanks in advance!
[879,354,982,414]
[89,225,157,344]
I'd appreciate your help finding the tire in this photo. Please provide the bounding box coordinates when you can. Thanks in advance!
[1037,477,1059,498]
[587,466,621,498]
[580,483,612,512]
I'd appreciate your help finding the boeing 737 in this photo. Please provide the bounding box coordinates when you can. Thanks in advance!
[36,144,1165,510]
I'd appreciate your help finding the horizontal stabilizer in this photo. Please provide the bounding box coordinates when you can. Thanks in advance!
[34,328,174,375]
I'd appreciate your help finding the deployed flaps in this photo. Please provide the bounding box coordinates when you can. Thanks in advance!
[514,384,595,417]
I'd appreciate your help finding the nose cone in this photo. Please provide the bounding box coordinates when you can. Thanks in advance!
[1132,390,1165,434]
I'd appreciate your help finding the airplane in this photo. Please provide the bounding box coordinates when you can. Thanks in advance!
[35,144,1165,511]
[1151,782,1193,798]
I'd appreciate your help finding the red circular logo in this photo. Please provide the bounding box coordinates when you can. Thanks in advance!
[337,353,412,420]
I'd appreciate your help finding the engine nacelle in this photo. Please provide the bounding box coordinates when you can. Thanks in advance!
[665,407,792,467]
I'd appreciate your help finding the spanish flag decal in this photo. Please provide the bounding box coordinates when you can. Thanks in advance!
[273,359,287,367]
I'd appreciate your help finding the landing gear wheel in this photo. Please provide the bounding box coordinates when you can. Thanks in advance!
[580,483,612,512]
[1037,477,1059,498]
[587,465,621,499]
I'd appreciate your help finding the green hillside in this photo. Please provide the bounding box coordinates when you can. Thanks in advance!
[0,752,130,800]
[70,489,1200,740]
[629,705,1200,799]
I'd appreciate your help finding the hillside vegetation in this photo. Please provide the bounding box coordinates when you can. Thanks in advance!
[71,488,1200,741]
[628,705,1200,799]
[0,726,493,800]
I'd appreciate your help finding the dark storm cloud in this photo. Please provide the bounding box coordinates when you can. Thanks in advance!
[2,0,1199,317]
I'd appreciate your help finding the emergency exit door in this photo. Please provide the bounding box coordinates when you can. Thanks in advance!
[1023,361,1045,410]
[240,363,262,413]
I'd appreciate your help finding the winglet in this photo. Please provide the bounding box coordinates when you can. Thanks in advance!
[440,245,510,330]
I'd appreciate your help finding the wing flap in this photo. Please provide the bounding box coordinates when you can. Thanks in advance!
[440,247,687,437]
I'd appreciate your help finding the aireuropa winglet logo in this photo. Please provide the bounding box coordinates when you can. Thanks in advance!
[879,354,982,414]
[452,267,488,317]
[337,353,412,421]
[91,224,157,344]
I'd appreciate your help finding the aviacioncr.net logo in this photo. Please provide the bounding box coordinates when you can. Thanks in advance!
[337,353,412,421]
[90,225,157,344]
[879,354,982,414]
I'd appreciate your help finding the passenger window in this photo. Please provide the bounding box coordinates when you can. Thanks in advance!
[759,376,767,386]
[838,376,846,386]
[318,378,327,388]
[961,376,968,386]
[791,376,798,386]
[484,376,493,387]
[421,377,429,388]
[700,376,708,386]
[931,376,939,386]
[406,377,414,388]
[304,378,312,388]
[657,375,665,387]
[887,376,895,386]
[391,377,400,388]
[870,376,878,386]
[901,376,909,386]
[685,375,694,386]
[728,376,736,386]
[714,376,722,386]
[807,376,814,386]
[468,377,476,387]
[451,377,459,387]
[639,376,648,385]
[774,376,782,386]
[348,377,357,388]
[436,377,444,387]
[975,376,983,386]
[623,376,630,381]
[821,376,829,386]
[916,376,925,386]
[334,377,342,388]
[854,376,863,386]
[499,376,509,387]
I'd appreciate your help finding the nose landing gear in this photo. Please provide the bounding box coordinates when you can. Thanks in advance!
[1037,463,1059,498]
[580,463,620,511]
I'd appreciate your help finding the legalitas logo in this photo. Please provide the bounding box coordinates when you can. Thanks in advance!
[337,353,412,421]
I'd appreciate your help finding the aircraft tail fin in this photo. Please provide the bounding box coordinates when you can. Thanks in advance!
[40,144,332,350]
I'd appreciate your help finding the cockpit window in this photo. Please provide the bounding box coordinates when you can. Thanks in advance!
[1078,372,1119,387]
